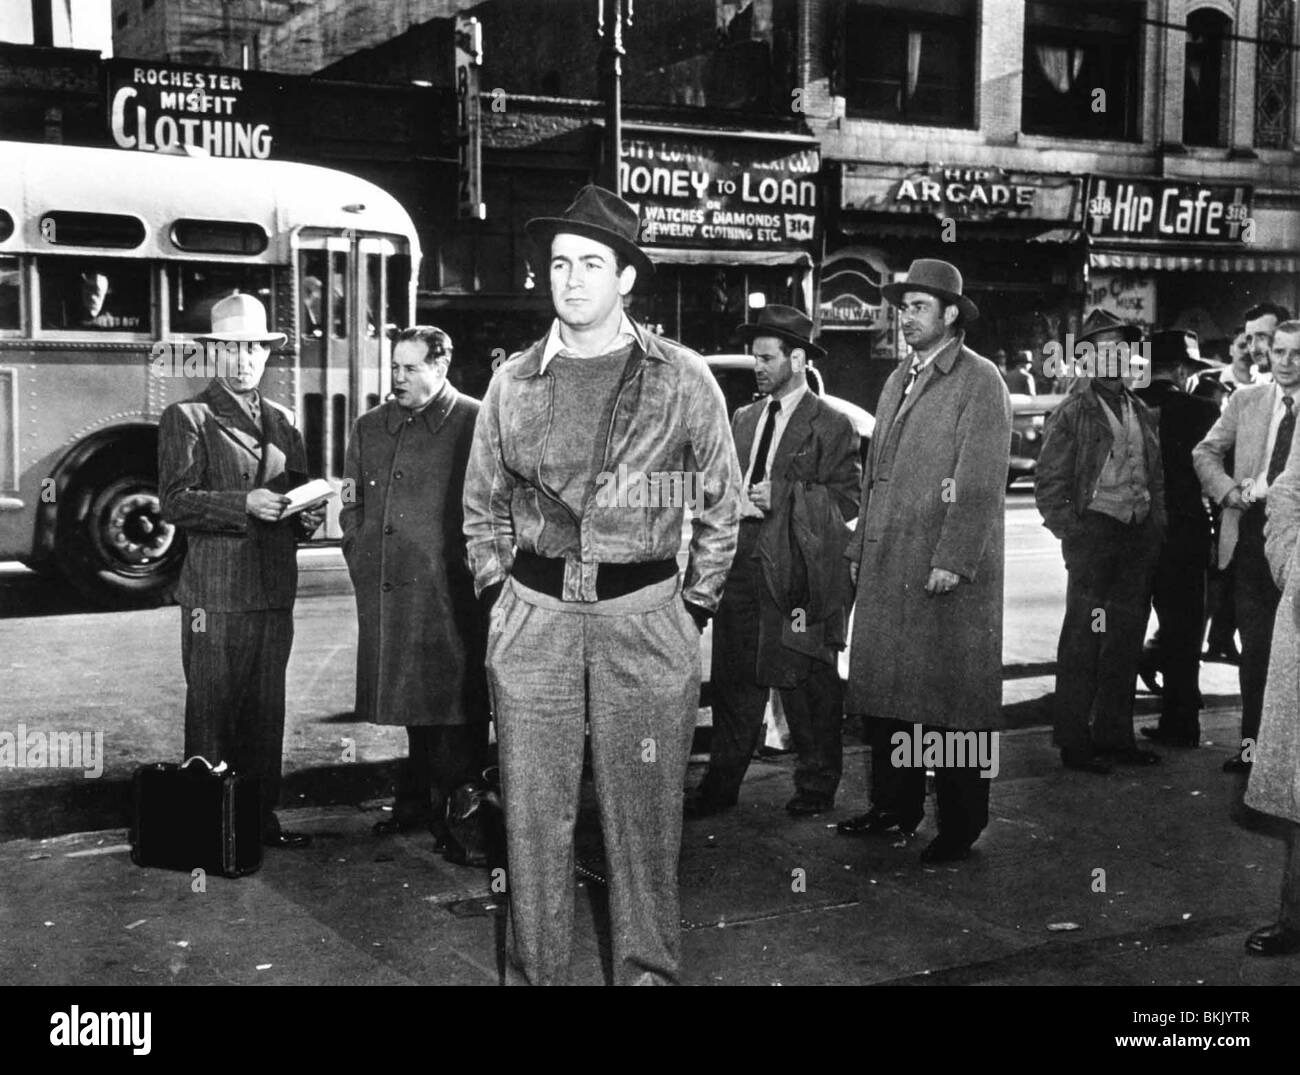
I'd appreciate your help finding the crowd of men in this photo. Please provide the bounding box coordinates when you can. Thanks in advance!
[154,183,1300,984]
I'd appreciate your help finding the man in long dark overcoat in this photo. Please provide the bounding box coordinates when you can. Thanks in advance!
[341,325,488,862]
[838,260,1012,865]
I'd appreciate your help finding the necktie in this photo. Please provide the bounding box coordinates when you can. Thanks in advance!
[1267,395,1295,485]
[247,392,261,427]
[749,398,781,485]
[902,355,923,397]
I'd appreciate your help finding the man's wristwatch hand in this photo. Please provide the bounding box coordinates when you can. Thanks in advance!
[683,599,711,633]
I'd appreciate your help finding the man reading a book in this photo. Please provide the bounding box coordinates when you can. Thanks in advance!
[158,293,325,849]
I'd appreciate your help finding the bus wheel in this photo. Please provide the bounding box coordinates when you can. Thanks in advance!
[56,454,184,607]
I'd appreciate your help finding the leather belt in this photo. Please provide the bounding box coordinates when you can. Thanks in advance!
[511,550,677,600]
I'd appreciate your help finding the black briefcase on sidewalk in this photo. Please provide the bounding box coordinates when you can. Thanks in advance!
[130,757,263,878]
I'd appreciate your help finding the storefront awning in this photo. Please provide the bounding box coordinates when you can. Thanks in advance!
[644,247,813,267]
[1089,247,1300,273]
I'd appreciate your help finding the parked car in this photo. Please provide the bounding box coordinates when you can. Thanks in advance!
[1008,392,1066,489]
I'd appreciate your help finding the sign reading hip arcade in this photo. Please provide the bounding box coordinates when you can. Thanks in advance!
[841,163,1081,222]
[1085,178,1253,242]
[107,60,275,159]
[618,136,819,249]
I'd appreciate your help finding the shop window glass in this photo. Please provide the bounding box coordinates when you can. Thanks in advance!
[1184,8,1231,147]
[0,256,19,330]
[39,258,151,333]
[168,263,274,335]
[842,0,976,128]
[1022,0,1141,141]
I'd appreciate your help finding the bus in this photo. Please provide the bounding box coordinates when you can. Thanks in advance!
[0,140,420,606]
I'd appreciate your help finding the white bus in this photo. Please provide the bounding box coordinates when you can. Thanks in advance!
[0,140,420,605]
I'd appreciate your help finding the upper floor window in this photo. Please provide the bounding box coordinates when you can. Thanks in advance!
[1022,1,1142,141]
[841,0,977,128]
[1184,8,1232,147]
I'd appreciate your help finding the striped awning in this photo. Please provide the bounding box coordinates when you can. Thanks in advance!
[1088,247,1300,273]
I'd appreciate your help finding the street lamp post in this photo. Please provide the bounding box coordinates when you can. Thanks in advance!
[596,0,633,192]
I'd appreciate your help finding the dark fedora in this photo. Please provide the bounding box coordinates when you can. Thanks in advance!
[881,258,979,322]
[1077,308,1143,348]
[1148,328,1214,372]
[736,304,826,360]
[525,184,654,279]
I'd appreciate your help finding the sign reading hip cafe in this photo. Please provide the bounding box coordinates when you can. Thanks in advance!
[619,137,819,250]
[107,60,274,159]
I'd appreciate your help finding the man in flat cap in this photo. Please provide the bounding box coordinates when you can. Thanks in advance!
[838,259,1012,864]
[158,293,324,848]
[463,185,740,985]
[690,305,860,819]
[1036,310,1165,774]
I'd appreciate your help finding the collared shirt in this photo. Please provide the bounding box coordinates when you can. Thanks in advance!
[539,311,644,373]
[739,383,808,518]
[1250,382,1300,498]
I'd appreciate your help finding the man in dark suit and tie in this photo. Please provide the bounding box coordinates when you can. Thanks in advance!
[1195,315,1300,772]
[1134,331,1219,748]
[689,306,861,818]
[159,293,325,848]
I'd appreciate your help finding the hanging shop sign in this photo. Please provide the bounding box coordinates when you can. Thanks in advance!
[817,247,891,334]
[841,163,1082,222]
[1085,178,1253,242]
[106,60,277,159]
[619,136,820,250]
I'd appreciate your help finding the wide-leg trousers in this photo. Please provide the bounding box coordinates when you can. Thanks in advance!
[181,606,293,838]
[486,574,699,986]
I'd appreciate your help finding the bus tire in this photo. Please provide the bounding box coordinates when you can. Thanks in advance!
[55,452,184,607]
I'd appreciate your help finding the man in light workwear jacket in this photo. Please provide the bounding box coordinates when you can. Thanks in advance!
[463,185,740,986]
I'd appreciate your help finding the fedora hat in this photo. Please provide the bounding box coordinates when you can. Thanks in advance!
[526,185,654,280]
[881,259,979,322]
[197,293,286,346]
[1148,328,1214,372]
[736,304,826,360]
[1076,308,1143,348]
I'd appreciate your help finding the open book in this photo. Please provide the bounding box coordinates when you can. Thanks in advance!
[282,478,336,517]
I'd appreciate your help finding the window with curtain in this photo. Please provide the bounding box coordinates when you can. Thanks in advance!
[1022,0,1142,141]
[1183,8,1231,147]
[841,0,976,128]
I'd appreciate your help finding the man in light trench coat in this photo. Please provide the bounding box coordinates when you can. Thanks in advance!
[341,325,489,864]
[838,259,1012,864]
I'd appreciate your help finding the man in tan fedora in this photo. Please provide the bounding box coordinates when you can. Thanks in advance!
[838,259,1011,864]
[158,293,325,849]
[690,305,861,819]
[464,185,740,984]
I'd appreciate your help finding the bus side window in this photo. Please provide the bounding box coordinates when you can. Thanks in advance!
[38,258,151,333]
[0,257,18,331]
[169,263,273,335]
[386,253,410,332]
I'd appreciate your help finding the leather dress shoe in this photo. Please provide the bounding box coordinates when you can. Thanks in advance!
[786,793,832,817]
[684,793,736,820]
[1107,747,1160,766]
[836,808,921,838]
[1140,726,1199,748]
[1223,755,1253,773]
[1060,750,1113,775]
[262,831,312,849]
[919,836,973,864]
[1245,922,1300,956]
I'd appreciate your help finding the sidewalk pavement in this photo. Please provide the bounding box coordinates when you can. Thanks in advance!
[3,702,1297,986]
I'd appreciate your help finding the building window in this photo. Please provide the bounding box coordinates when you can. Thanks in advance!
[1183,8,1231,147]
[840,0,976,128]
[1022,1,1141,141]
[1256,0,1293,149]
